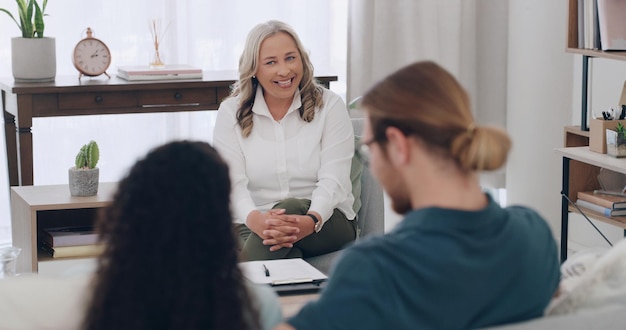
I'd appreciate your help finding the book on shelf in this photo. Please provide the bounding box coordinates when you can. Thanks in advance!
[575,198,626,216]
[40,225,99,247]
[39,241,104,259]
[577,190,626,209]
[597,0,626,50]
[577,0,585,48]
[579,0,602,49]
[117,64,203,81]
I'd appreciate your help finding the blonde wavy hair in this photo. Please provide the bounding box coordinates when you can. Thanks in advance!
[230,20,324,137]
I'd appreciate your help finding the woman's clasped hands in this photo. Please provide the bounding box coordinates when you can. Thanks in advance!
[246,209,316,251]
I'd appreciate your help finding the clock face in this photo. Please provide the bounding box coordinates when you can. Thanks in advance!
[73,38,112,76]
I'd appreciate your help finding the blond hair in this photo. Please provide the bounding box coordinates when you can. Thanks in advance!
[361,61,511,172]
[230,20,323,137]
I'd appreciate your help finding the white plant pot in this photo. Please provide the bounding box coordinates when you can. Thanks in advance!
[11,37,56,83]
[68,167,99,197]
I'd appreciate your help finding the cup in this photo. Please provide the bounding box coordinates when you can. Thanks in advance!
[0,246,21,278]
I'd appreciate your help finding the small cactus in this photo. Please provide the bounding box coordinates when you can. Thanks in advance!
[75,140,99,169]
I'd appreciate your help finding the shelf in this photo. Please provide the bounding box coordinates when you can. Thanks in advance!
[566,0,626,60]
[568,205,626,229]
[10,182,117,209]
[556,146,626,175]
[566,48,626,62]
[562,0,626,262]
[564,125,590,147]
[10,182,117,273]
[564,125,589,138]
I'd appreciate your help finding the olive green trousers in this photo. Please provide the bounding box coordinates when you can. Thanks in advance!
[236,198,356,261]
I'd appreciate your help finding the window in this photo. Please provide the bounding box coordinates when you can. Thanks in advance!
[0,0,348,244]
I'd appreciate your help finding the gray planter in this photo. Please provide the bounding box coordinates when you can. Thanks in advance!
[11,37,56,82]
[68,167,99,196]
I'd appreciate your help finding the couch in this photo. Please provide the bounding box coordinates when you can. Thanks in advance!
[484,306,626,329]
[485,238,626,329]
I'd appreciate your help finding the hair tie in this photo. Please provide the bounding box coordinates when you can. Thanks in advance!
[466,123,476,135]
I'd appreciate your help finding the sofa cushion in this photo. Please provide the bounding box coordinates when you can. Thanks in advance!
[0,274,91,329]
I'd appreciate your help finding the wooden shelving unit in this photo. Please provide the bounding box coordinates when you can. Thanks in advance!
[560,0,626,262]
[566,0,626,131]
[10,182,117,273]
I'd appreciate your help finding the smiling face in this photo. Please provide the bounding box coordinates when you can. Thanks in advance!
[255,31,304,105]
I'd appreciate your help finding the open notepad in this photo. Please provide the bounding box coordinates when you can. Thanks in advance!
[239,258,327,286]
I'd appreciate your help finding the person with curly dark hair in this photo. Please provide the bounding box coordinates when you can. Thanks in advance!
[213,20,358,261]
[82,141,282,330]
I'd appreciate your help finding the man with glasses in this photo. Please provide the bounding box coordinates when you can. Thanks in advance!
[276,61,560,330]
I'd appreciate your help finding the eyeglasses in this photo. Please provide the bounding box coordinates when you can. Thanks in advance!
[355,137,376,165]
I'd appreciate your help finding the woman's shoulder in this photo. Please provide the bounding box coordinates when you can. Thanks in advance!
[216,96,241,124]
[319,86,343,103]
[219,95,240,111]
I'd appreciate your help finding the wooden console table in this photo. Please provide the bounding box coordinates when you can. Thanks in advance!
[1,72,337,186]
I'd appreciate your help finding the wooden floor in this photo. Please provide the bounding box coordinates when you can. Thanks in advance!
[279,293,319,318]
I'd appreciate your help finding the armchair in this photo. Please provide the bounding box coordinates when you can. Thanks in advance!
[305,118,385,274]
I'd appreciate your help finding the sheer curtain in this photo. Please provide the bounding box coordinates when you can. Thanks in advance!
[348,0,509,229]
[0,0,348,244]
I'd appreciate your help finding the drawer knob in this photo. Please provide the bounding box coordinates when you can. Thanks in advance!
[94,96,104,103]
[174,92,183,100]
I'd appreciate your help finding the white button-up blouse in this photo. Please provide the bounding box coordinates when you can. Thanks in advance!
[213,86,356,227]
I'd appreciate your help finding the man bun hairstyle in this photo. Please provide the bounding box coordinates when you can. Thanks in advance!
[361,61,511,172]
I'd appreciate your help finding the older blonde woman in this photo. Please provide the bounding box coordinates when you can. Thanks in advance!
[213,20,357,261]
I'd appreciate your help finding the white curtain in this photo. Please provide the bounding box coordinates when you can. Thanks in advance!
[347,0,509,228]
[0,0,348,245]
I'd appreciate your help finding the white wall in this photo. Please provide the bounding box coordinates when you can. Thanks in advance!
[506,0,572,242]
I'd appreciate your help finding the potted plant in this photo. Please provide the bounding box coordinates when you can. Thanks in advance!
[69,140,100,196]
[0,0,55,82]
[606,122,626,158]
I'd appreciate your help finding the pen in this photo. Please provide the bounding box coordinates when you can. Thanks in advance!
[263,264,270,277]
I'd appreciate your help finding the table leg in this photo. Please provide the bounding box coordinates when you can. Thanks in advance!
[3,108,19,187]
[560,157,570,263]
[16,127,33,186]
[14,94,34,186]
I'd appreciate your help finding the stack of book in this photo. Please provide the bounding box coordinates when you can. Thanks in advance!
[39,226,104,259]
[575,191,626,217]
[577,0,626,50]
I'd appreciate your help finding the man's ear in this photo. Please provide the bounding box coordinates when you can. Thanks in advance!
[385,126,411,166]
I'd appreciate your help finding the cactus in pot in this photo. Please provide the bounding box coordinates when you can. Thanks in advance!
[69,140,100,196]
[75,140,99,169]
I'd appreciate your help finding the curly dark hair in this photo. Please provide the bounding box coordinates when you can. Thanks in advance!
[82,141,260,330]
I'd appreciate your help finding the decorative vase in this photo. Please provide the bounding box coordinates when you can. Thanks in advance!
[606,129,626,158]
[68,167,99,196]
[0,246,20,278]
[11,37,56,83]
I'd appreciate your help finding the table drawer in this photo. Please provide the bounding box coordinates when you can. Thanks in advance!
[58,92,137,110]
[139,88,216,107]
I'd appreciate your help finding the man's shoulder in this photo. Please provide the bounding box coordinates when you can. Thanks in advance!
[338,233,410,265]
[504,205,551,232]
